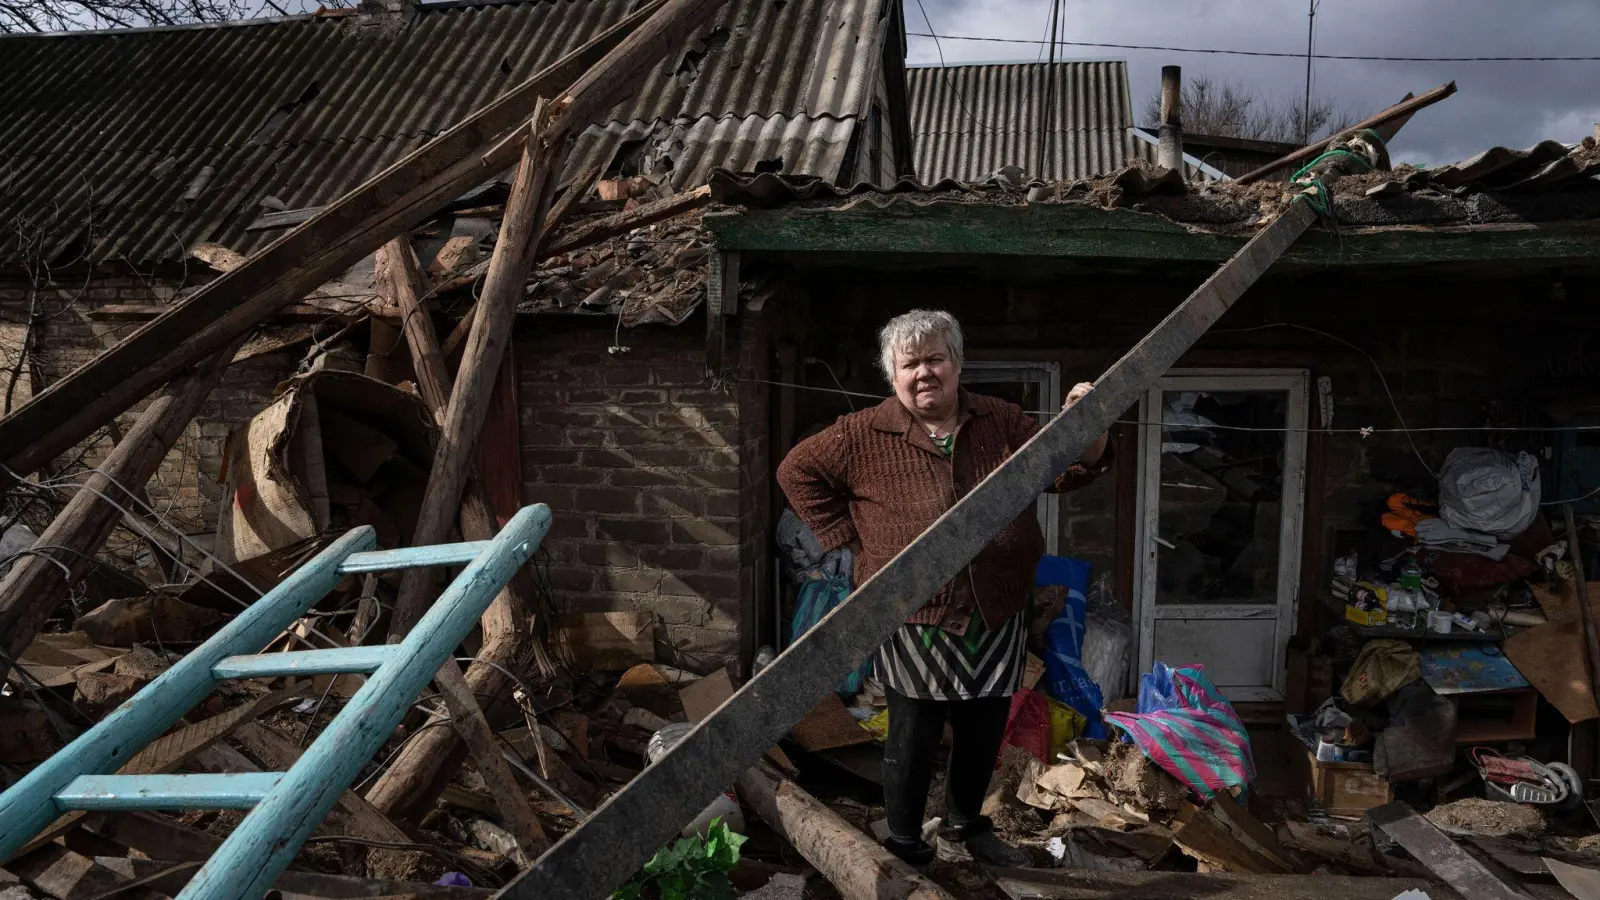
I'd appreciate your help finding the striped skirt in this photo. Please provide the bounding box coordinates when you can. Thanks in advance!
[875,611,1026,702]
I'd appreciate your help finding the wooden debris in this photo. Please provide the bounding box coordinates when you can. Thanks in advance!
[1172,799,1299,875]
[735,762,954,900]
[541,186,711,258]
[361,236,550,823]
[677,668,796,774]
[0,0,672,478]
[1276,821,1430,878]
[431,664,550,855]
[0,337,242,682]
[1369,801,1529,900]
[1546,857,1600,900]
[386,95,566,641]
[229,718,429,883]
[82,812,222,862]
[75,595,222,647]
[16,685,304,859]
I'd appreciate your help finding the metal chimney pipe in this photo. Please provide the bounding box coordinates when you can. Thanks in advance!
[1159,65,1184,173]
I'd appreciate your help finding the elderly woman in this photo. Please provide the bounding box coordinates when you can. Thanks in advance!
[777,309,1111,867]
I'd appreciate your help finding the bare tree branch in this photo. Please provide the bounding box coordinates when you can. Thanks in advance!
[1142,74,1358,145]
[0,0,350,34]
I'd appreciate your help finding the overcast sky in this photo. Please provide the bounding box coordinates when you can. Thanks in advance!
[905,0,1600,166]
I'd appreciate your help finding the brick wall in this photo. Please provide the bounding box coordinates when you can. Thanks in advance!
[517,315,767,673]
[0,273,295,549]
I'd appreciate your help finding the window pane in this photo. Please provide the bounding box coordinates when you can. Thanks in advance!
[1155,390,1287,605]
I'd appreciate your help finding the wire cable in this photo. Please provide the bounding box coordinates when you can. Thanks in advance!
[908,0,1005,136]
[906,32,1600,62]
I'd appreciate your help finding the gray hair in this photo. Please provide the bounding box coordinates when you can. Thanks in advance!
[877,309,964,384]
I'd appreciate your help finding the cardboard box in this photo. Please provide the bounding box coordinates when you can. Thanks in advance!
[1293,750,1393,818]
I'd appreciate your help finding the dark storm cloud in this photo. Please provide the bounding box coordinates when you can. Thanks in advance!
[906,0,1600,165]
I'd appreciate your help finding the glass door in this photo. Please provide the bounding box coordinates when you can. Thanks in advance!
[1133,370,1308,701]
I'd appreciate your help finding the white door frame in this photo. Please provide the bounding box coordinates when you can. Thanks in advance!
[964,361,1061,555]
[1131,368,1309,702]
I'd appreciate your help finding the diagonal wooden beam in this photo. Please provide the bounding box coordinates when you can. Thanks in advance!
[495,104,1443,900]
[0,0,674,481]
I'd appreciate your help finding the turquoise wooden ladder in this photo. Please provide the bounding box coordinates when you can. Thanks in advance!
[0,503,552,900]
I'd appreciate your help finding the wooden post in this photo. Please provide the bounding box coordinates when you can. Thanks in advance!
[1158,65,1184,173]
[431,664,551,855]
[735,763,955,900]
[0,336,243,678]
[386,106,565,641]
[498,107,1439,900]
[363,237,553,819]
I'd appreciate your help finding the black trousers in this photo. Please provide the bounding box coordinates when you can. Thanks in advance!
[881,687,1012,843]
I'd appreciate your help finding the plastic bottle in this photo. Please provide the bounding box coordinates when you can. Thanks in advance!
[1399,556,1422,590]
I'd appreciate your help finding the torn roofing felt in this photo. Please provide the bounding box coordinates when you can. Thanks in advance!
[0,0,892,267]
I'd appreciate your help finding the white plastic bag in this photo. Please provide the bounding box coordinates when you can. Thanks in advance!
[1439,447,1540,540]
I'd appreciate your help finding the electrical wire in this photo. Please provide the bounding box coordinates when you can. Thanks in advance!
[1216,323,1435,478]
[905,32,1600,62]
[745,377,1600,436]
[7,465,351,654]
[908,0,1005,136]
[804,358,855,412]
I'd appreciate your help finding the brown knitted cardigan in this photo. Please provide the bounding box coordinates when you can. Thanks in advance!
[777,389,1113,636]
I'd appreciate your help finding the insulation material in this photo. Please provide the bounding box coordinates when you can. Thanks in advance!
[223,371,435,562]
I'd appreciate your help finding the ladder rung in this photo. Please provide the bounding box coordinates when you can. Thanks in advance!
[213,645,398,680]
[338,540,493,574]
[55,773,283,811]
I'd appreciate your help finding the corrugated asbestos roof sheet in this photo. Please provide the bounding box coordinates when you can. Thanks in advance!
[706,135,1600,229]
[0,0,888,266]
[907,61,1147,182]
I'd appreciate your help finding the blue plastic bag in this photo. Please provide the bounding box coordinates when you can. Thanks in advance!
[791,573,870,694]
[1036,555,1108,740]
[1136,661,1183,714]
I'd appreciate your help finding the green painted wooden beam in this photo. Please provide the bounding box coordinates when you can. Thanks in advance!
[704,202,1600,268]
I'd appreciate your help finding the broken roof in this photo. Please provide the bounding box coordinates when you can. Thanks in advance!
[0,0,893,267]
[907,61,1221,183]
[703,137,1600,268]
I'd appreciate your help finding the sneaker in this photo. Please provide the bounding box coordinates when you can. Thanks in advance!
[936,830,1032,868]
[882,835,936,867]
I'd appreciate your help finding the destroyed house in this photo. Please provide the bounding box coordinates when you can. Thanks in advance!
[0,0,915,672]
[708,132,1600,753]
[7,2,1600,888]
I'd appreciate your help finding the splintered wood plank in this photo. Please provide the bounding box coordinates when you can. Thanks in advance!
[1370,802,1528,900]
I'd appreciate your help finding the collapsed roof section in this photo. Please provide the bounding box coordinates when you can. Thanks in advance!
[0,0,895,267]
